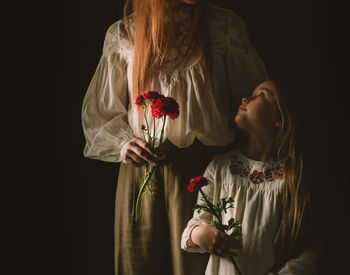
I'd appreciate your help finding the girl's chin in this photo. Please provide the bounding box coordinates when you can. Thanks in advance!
[234,117,247,131]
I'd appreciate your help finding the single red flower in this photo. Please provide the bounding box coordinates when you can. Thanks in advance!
[135,95,145,106]
[151,96,180,119]
[142,91,163,100]
[187,176,209,192]
[249,170,265,184]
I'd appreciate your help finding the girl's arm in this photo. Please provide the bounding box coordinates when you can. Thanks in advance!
[268,248,320,275]
[181,158,217,253]
[181,156,242,256]
[189,224,242,257]
[269,231,326,275]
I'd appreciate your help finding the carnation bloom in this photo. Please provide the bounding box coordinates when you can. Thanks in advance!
[151,97,180,119]
[142,91,163,100]
[135,95,145,106]
[187,176,210,192]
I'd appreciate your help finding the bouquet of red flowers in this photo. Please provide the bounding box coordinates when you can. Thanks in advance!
[188,176,243,275]
[134,90,180,222]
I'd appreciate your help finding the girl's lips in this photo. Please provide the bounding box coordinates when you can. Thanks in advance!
[239,106,247,111]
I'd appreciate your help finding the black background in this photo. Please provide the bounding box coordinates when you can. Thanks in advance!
[56,0,348,274]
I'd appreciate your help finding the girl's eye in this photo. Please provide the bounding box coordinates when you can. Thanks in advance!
[258,92,265,98]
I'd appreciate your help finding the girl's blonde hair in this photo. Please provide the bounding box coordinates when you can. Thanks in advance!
[122,0,211,100]
[270,79,318,270]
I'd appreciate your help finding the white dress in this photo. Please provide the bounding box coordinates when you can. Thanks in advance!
[181,149,320,275]
[81,5,268,163]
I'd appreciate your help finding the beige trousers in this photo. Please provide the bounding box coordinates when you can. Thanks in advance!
[114,139,234,275]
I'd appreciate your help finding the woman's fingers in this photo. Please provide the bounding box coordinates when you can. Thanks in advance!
[126,138,158,166]
[157,151,166,160]
[123,155,142,167]
[133,138,156,157]
[128,151,146,165]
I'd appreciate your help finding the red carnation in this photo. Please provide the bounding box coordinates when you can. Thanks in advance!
[151,97,180,119]
[142,91,163,100]
[187,176,209,192]
[135,95,145,106]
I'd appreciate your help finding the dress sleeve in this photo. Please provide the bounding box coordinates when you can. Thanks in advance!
[268,232,326,275]
[181,158,217,253]
[81,22,135,162]
[268,248,320,275]
[225,11,269,103]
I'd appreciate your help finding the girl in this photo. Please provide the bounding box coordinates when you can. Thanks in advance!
[181,80,324,275]
[81,0,268,274]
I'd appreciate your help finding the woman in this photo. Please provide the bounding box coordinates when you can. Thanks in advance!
[81,0,268,274]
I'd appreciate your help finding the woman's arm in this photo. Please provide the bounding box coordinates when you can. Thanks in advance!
[82,22,158,165]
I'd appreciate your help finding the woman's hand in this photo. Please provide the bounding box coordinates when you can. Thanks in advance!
[122,137,164,167]
[189,224,242,257]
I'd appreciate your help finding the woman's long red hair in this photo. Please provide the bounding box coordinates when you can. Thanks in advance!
[123,0,211,100]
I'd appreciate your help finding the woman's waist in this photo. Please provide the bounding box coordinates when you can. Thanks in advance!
[157,137,237,162]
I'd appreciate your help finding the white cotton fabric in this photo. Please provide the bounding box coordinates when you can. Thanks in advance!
[181,149,319,275]
[81,5,268,162]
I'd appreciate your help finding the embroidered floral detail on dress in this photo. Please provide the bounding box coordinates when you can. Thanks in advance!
[273,166,285,180]
[230,155,252,178]
[249,170,265,184]
[229,153,285,184]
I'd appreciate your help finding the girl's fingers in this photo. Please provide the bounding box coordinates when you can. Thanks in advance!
[221,235,243,249]
[214,247,238,257]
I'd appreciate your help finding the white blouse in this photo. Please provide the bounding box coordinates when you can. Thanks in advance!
[181,149,320,275]
[82,5,268,162]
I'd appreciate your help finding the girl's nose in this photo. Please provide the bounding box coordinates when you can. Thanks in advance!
[242,97,248,104]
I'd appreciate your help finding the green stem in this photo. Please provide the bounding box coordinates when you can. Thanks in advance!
[141,128,146,142]
[199,189,221,223]
[143,105,151,143]
[230,257,242,275]
[135,165,155,222]
[152,116,156,147]
[156,116,166,151]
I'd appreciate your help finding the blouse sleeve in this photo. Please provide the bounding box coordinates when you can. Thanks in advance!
[181,158,217,253]
[81,22,135,162]
[225,11,269,103]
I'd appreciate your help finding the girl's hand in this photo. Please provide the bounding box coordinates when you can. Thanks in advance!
[122,137,163,167]
[189,224,242,257]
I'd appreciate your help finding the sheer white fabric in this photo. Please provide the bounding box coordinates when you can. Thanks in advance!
[181,149,320,275]
[82,5,268,162]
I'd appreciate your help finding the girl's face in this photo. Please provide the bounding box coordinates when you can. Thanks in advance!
[234,81,281,135]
